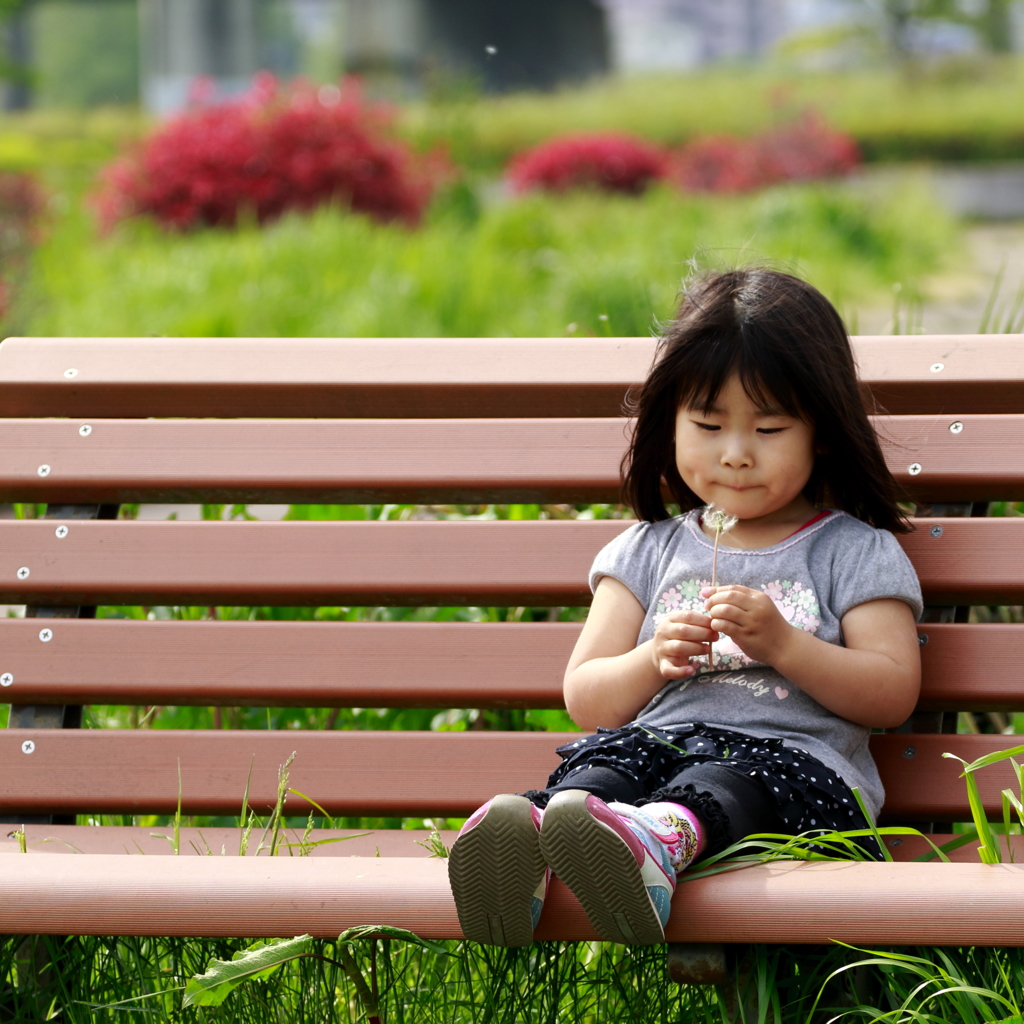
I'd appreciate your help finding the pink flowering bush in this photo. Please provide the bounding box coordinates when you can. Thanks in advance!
[95,75,450,231]
[672,114,860,194]
[508,133,668,195]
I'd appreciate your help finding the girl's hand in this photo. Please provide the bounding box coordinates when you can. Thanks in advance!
[652,610,717,679]
[702,585,792,666]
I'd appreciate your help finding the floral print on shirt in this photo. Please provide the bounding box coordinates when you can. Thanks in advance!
[654,578,821,673]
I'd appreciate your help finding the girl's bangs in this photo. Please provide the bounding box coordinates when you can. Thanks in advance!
[674,330,808,422]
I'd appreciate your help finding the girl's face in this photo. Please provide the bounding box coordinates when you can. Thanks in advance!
[674,373,816,523]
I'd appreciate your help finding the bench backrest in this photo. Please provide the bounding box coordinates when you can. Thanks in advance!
[1,335,1023,828]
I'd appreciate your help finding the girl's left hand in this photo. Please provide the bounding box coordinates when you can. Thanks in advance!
[701,585,791,666]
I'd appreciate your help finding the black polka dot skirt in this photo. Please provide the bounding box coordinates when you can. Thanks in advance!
[548,722,879,858]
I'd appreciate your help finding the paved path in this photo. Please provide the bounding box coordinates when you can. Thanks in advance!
[856,222,1024,335]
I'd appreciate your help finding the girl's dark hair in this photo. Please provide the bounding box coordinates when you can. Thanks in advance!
[622,268,910,533]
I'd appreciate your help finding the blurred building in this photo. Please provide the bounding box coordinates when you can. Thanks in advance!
[601,0,787,73]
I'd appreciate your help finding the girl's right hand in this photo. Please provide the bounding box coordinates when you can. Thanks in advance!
[652,610,717,679]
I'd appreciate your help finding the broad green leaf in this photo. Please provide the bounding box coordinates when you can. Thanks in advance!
[183,934,312,1007]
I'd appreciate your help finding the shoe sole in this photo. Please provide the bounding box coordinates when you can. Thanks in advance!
[448,794,545,947]
[539,790,666,945]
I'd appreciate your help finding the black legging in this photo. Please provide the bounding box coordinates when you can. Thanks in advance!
[524,762,788,858]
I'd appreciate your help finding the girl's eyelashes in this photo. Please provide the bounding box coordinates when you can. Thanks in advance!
[756,427,786,435]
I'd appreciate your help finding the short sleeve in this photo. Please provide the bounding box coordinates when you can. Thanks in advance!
[589,522,664,611]
[829,525,923,622]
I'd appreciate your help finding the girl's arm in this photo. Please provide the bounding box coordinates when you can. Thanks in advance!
[705,587,921,728]
[564,576,717,731]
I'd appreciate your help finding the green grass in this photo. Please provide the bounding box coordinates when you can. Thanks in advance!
[3,934,1024,1023]
[14,177,957,340]
[404,60,1024,171]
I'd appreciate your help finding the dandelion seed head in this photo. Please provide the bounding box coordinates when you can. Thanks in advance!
[703,503,738,534]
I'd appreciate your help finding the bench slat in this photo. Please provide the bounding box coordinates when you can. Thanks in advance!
[1,855,1024,944]
[0,620,1019,711]
[1,336,1022,417]
[0,517,1020,607]
[0,619,577,709]
[0,729,1016,821]
[0,414,1020,504]
[6,823,1017,864]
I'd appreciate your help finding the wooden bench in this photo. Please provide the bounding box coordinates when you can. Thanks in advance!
[2,334,1024,954]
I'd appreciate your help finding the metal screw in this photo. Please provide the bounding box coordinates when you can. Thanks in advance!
[930,525,943,538]
[16,567,29,580]
[0,673,12,687]
[37,464,50,477]
[889,838,903,847]
[918,633,929,646]
[21,740,35,755]
[79,424,92,437]
[38,628,52,643]
[903,746,916,759]
[63,368,77,379]
[55,525,68,539]
[949,421,963,434]
[930,362,944,373]
[908,463,922,476]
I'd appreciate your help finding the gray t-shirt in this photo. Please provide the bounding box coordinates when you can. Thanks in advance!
[589,509,923,820]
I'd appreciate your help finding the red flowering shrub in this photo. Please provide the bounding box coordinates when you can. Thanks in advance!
[508,133,668,195]
[754,113,861,185]
[672,114,860,194]
[95,75,449,231]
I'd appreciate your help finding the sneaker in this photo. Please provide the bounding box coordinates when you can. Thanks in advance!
[448,794,547,947]
[538,789,676,945]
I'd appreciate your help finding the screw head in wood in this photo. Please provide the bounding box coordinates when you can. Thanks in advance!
[908,463,922,475]
[21,740,34,754]
[903,746,916,759]
[37,464,50,477]
[55,525,68,538]
[0,673,12,686]
[949,421,963,434]
[63,368,77,378]
[79,424,92,437]
[38,628,52,643]
[918,633,929,646]
[16,567,29,579]
[930,362,944,373]
[930,525,943,538]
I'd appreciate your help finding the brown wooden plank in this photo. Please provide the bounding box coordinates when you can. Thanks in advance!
[1,619,1021,713]
[0,824,440,858]
[2,335,1023,418]
[0,417,630,504]
[0,517,1020,607]
[917,623,1024,711]
[873,732,1024,822]
[5,823,1017,864]
[0,619,577,708]
[0,729,1016,821]
[0,729,572,817]
[0,519,628,607]
[0,413,1021,505]
[2,856,1024,943]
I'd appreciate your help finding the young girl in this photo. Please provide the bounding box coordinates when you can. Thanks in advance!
[448,268,923,948]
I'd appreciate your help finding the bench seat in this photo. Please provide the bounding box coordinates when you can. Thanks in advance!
[2,856,1024,945]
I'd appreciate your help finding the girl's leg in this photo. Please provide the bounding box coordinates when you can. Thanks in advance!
[645,762,788,856]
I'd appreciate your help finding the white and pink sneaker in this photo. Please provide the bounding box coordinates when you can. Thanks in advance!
[538,791,702,945]
[448,794,548,947]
